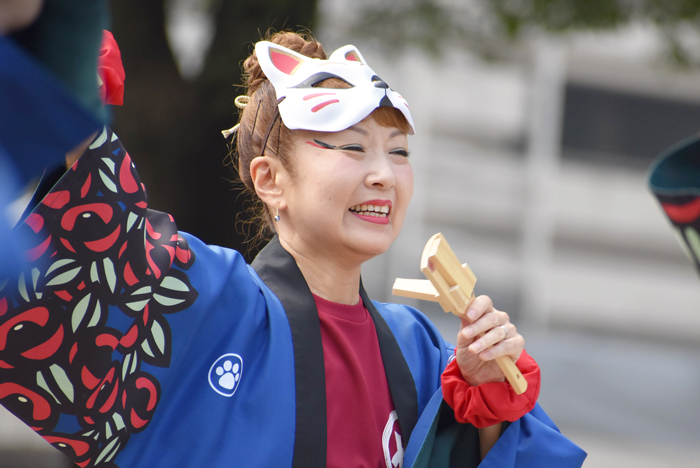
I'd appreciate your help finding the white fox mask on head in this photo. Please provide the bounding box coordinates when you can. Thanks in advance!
[254,41,415,135]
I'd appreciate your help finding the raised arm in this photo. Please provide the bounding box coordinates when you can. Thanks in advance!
[0,127,199,466]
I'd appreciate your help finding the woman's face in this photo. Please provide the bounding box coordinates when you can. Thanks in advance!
[277,115,414,265]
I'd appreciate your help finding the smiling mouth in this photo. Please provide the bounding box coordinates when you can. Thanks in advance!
[348,204,391,218]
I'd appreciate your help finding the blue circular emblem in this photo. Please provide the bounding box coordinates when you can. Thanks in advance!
[208,353,243,397]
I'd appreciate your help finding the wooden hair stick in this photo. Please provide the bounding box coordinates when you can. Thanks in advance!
[392,233,527,395]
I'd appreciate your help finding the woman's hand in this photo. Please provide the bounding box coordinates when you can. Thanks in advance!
[455,295,524,386]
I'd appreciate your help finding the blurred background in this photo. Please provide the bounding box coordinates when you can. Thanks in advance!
[2,0,700,466]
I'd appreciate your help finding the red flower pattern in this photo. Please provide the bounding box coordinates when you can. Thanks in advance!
[0,127,197,467]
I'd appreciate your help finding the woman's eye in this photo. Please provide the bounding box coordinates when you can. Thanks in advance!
[337,144,365,152]
[390,148,410,157]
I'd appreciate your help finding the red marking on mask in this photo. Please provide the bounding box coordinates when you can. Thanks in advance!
[303,92,336,101]
[312,100,340,113]
[345,51,361,62]
[269,49,303,75]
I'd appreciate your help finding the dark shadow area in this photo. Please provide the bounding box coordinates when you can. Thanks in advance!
[562,83,700,169]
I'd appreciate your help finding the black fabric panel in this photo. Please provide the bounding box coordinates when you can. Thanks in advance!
[251,236,326,468]
[360,284,419,448]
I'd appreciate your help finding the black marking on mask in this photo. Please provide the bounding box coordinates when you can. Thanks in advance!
[292,72,355,89]
[379,95,393,107]
[371,75,389,89]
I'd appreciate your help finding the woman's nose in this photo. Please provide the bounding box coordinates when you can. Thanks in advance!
[365,153,396,189]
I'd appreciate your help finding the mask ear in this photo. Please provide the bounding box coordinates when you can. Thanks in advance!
[329,45,367,65]
[255,41,310,91]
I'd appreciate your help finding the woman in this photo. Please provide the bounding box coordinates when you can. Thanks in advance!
[0,32,585,467]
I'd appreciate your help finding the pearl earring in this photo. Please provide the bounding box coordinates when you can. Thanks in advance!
[274,206,280,222]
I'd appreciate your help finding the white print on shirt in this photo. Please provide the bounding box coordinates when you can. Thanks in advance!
[208,353,243,397]
[383,410,404,468]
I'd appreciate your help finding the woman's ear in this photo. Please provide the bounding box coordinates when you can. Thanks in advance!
[250,155,287,208]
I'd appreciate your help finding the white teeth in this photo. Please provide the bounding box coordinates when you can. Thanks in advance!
[349,203,391,216]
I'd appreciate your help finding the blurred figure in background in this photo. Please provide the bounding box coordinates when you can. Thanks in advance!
[649,135,700,275]
[0,0,103,278]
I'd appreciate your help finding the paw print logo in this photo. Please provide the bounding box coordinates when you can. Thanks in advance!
[208,353,243,397]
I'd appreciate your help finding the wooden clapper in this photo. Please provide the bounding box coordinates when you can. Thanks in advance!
[392,233,527,395]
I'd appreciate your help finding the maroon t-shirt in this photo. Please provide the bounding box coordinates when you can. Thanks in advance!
[313,294,404,468]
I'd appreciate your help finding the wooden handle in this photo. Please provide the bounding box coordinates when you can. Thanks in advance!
[495,356,528,395]
[393,233,528,395]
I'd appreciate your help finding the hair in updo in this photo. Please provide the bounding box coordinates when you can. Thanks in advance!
[233,31,410,242]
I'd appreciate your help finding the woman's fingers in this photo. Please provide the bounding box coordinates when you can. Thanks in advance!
[464,295,493,322]
[475,326,524,362]
[461,308,509,341]
[458,293,525,361]
[466,320,511,354]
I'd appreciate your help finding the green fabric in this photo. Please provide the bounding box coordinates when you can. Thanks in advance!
[11,0,108,121]
[412,401,482,468]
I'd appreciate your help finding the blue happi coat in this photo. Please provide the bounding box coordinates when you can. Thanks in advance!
[0,127,586,467]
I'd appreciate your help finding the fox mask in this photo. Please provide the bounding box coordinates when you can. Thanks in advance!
[255,41,415,135]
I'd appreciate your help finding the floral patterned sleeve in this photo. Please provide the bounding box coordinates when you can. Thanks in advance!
[0,127,198,467]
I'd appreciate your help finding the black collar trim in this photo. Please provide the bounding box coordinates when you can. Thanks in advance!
[251,236,418,464]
